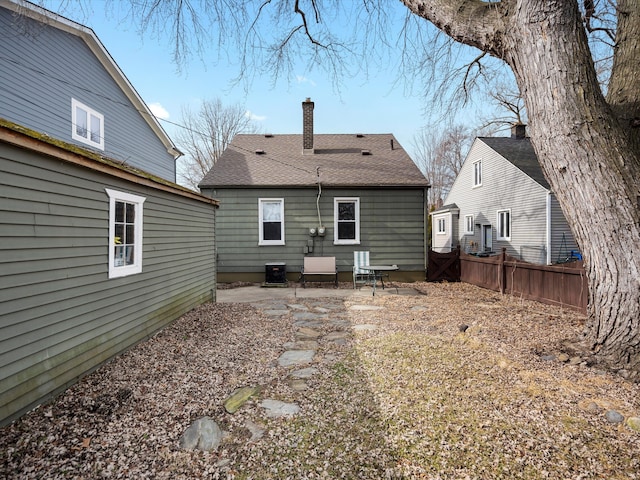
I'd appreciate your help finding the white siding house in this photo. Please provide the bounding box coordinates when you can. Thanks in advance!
[431,126,579,265]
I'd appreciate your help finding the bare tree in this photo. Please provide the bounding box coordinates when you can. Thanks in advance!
[125,0,639,379]
[413,124,471,208]
[176,99,259,190]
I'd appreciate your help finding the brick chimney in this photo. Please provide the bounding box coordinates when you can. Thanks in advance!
[302,98,314,154]
[511,123,526,139]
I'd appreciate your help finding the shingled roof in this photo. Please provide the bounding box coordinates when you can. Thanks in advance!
[479,136,550,189]
[199,133,429,188]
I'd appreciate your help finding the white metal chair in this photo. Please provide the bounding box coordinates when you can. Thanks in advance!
[353,251,371,289]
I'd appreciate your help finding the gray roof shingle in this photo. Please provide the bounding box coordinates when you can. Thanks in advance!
[479,136,549,189]
[199,133,429,188]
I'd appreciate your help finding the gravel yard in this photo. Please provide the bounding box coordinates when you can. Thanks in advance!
[1,282,639,479]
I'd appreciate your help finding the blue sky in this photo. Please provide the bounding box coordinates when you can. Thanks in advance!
[40,1,497,166]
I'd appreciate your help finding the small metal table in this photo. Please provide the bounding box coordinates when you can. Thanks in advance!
[360,265,398,295]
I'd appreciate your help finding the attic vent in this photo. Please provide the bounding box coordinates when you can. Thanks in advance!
[255,149,265,155]
[356,134,364,138]
[361,149,371,156]
[264,134,273,138]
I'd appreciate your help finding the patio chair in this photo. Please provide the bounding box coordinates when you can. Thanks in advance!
[353,251,372,289]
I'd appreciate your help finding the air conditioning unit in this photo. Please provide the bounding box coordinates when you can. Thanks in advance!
[265,262,287,285]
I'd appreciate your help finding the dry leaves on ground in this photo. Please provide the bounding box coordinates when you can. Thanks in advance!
[1,282,638,479]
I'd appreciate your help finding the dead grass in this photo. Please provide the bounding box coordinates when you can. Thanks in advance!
[1,282,638,479]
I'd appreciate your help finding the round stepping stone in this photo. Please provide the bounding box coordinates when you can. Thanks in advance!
[179,417,223,451]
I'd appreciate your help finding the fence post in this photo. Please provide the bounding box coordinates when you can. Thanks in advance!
[500,247,506,294]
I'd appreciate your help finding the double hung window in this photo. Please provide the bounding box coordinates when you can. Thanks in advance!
[473,160,482,187]
[106,189,145,278]
[464,214,474,235]
[72,98,104,150]
[259,198,285,245]
[334,198,360,244]
[497,209,511,240]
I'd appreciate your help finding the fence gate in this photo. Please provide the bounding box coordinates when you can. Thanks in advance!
[427,247,461,282]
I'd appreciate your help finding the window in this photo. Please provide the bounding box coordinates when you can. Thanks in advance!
[436,217,446,234]
[497,209,511,240]
[473,160,482,187]
[259,198,285,245]
[334,197,360,244]
[72,98,104,150]
[106,189,145,278]
[464,214,474,235]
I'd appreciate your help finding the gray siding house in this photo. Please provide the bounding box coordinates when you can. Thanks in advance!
[199,99,430,283]
[431,125,578,264]
[0,0,180,182]
[0,1,219,427]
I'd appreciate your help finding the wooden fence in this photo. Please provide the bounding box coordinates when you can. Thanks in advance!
[459,248,588,314]
[428,248,588,314]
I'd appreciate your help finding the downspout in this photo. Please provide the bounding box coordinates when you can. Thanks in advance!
[424,187,429,279]
[546,191,552,265]
[316,166,325,235]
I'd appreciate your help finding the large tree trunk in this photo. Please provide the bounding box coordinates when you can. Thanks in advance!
[506,1,640,379]
[403,0,640,379]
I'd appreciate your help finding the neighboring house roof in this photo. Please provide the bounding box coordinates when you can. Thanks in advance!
[431,203,458,214]
[1,0,180,158]
[199,133,429,188]
[479,136,549,189]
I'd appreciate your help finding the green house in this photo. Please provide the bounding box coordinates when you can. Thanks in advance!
[0,1,218,427]
[199,99,430,284]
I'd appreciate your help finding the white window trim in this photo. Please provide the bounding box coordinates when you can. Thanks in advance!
[473,160,482,187]
[106,189,145,278]
[497,209,511,241]
[436,217,446,235]
[258,198,285,246]
[334,197,360,245]
[464,214,474,235]
[72,98,104,150]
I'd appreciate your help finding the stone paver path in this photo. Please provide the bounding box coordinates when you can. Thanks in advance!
[182,296,385,451]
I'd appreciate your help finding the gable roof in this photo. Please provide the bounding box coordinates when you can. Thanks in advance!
[478,136,549,189]
[199,133,429,188]
[1,0,180,158]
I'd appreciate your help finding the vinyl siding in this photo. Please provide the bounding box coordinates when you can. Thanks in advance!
[203,187,426,277]
[431,211,455,253]
[0,141,216,426]
[445,139,549,263]
[549,194,579,262]
[0,5,175,181]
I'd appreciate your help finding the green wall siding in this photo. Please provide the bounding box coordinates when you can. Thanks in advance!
[0,142,217,426]
[203,187,426,279]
